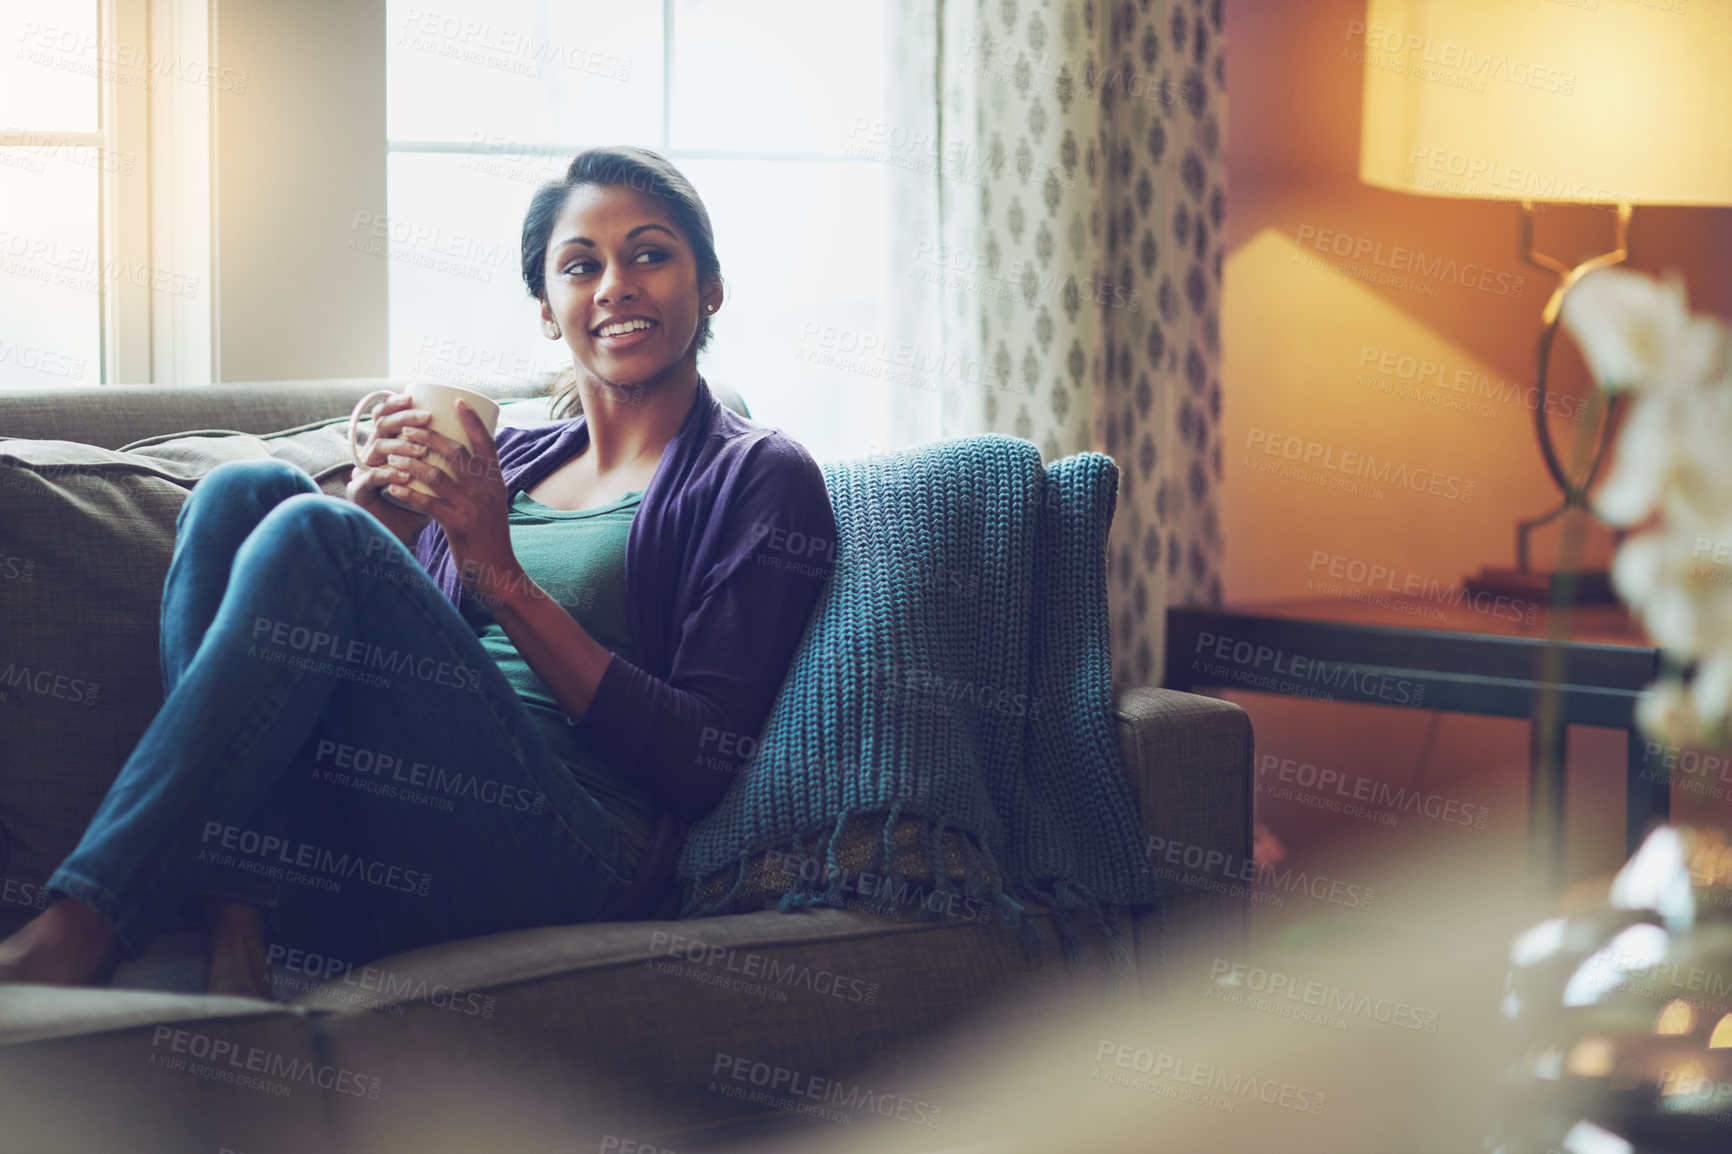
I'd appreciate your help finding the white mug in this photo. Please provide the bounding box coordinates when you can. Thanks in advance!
[349,381,502,511]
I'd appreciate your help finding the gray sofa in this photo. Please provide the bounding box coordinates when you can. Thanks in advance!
[0,380,1253,1153]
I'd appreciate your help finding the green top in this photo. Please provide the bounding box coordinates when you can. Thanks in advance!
[460,487,660,871]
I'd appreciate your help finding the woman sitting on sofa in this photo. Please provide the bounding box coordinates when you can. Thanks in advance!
[0,146,837,996]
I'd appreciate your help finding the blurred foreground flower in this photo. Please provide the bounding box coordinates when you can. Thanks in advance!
[1495,825,1732,1154]
[1560,268,1732,750]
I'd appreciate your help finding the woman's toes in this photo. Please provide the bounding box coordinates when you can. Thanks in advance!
[203,943,273,1000]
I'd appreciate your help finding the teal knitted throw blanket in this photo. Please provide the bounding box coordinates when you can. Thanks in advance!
[676,435,1162,967]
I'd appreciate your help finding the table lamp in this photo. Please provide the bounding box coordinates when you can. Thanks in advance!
[1357,0,1732,605]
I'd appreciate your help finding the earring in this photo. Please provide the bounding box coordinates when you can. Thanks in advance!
[543,322,561,339]
[705,305,717,314]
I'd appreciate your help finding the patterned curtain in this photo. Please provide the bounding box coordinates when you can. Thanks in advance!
[882,0,1226,688]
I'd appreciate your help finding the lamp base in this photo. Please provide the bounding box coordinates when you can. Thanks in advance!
[1464,566,1618,606]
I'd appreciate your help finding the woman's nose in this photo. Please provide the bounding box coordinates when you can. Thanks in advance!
[595,262,638,306]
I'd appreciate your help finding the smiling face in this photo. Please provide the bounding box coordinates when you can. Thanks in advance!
[538,183,721,388]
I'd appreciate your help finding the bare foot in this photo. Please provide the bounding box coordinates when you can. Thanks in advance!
[203,898,273,1000]
[0,896,122,987]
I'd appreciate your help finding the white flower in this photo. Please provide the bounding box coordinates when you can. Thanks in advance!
[1691,654,1732,738]
[1612,520,1732,648]
[1660,366,1732,522]
[1594,393,1675,525]
[1636,679,1702,751]
[1559,267,1694,393]
[1611,529,1664,607]
[1581,269,1732,750]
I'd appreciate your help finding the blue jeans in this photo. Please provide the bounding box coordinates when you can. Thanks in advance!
[48,459,632,963]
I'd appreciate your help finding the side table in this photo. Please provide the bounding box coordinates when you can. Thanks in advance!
[1164,599,1664,890]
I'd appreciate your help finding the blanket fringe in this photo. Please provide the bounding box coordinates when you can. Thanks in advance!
[997,892,1042,956]
[872,800,914,914]
[1139,890,1167,987]
[880,801,909,919]
[681,809,1161,984]
[926,808,948,893]
[774,828,819,913]
[1003,874,1153,979]
[818,806,854,910]
[1065,883,1141,981]
[963,840,984,900]
[1049,878,1088,968]
[686,848,755,918]
[776,889,825,913]
[880,800,902,892]
[912,810,956,924]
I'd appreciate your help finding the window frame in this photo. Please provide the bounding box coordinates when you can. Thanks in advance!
[101,0,153,383]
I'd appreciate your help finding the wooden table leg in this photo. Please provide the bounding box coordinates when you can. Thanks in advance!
[1530,713,1567,893]
[1627,729,1670,857]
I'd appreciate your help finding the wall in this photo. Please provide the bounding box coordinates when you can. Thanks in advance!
[212,0,387,380]
[1220,0,1732,934]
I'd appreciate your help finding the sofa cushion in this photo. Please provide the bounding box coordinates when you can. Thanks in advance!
[296,903,1110,1150]
[0,985,302,1049]
[0,403,547,935]
[0,902,1111,1152]
[0,988,335,1154]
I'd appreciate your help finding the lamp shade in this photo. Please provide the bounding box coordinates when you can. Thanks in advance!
[1357,0,1732,206]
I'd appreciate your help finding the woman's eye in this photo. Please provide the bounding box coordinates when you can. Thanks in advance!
[562,250,668,276]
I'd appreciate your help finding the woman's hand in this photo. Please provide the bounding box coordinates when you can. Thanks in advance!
[380,401,524,602]
[346,392,435,547]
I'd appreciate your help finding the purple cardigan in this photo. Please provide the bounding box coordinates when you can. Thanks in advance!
[413,376,838,916]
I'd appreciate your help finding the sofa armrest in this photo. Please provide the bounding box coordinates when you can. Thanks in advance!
[1113,685,1254,975]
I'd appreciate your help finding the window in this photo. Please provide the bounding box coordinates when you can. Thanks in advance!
[1,0,103,385]
[385,0,900,461]
[1,0,163,386]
